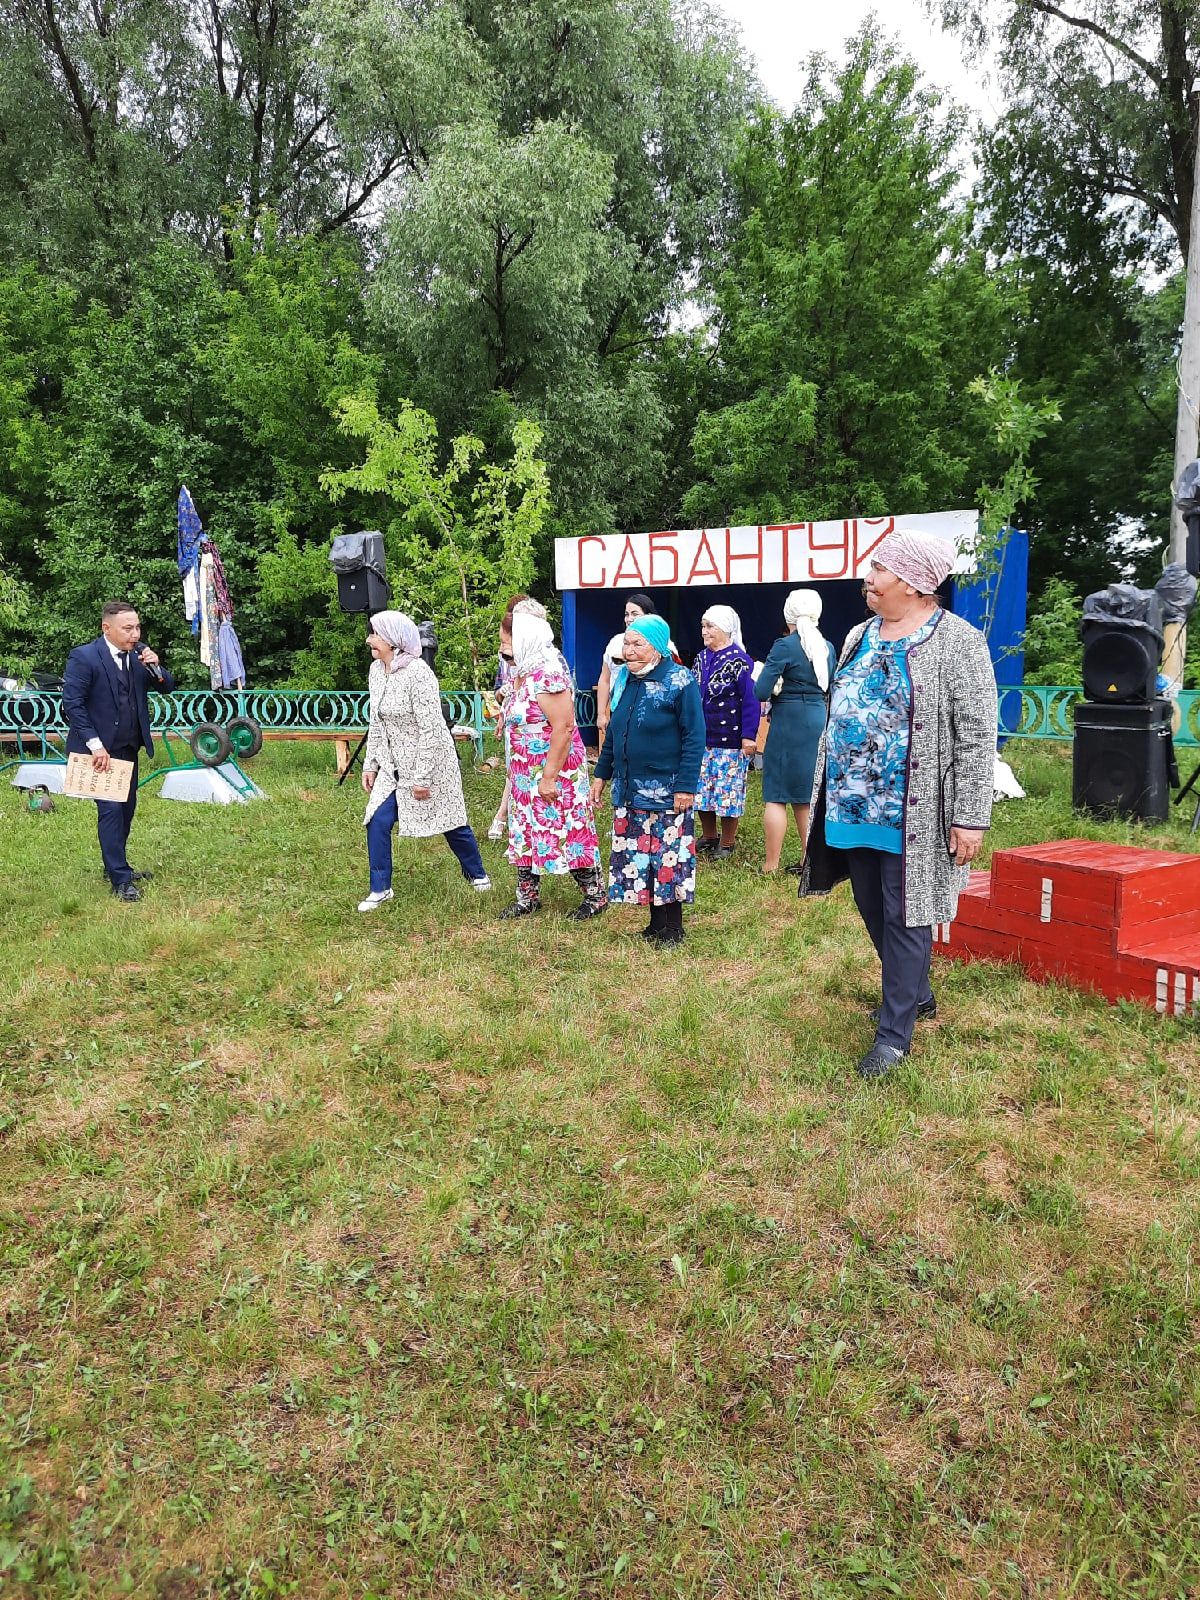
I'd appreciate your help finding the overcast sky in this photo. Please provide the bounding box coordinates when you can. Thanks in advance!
[711,0,1002,121]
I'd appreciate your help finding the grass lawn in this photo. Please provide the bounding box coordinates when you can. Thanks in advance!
[1,738,1198,1599]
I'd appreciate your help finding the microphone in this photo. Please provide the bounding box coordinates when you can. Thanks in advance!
[135,643,164,682]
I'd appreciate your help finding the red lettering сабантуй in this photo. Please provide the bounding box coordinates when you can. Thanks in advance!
[578,535,607,587]
[686,530,724,585]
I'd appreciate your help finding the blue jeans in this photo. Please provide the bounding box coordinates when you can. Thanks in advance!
[366,790,485,892]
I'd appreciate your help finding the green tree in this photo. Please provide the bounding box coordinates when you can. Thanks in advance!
[1022,575,1084,683]
[0,0,475,289]
[0,537,32,672]
[312,391,548,689]
[0,267,76,652]
[361,0,752,534]
[682,26,1010,528]
[28,235,380,680]
[934,0,1198,264]
[972,105,1177,594]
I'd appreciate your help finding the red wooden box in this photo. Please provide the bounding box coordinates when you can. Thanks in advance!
[934,840,1200,1016]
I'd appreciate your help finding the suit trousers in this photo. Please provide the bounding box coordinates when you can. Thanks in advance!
[95,746,139,889]
[846,847,934,1054]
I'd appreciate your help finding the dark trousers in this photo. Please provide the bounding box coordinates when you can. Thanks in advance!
[847,847,933,1053]
[366,790,485,891]
[95,746,139,889]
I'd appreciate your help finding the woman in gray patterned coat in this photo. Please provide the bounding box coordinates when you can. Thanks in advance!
[801,531,997,1079]
[358,611,491,912]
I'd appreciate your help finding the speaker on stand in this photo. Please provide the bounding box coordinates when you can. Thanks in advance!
[330,530,389,615]
[1072,583,1169,822]
[330,531,389,785]
[1072,700,1173,821]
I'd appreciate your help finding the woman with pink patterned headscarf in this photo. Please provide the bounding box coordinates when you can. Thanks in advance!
[800,530,998,1083]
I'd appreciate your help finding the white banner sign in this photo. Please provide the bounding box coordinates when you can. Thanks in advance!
[554,511,979,591]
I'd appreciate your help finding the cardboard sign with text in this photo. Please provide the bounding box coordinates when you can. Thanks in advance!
[63,752,134,803]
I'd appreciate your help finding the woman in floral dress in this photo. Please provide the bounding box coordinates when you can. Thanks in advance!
[500,610,605,920]
[590,614,705,945]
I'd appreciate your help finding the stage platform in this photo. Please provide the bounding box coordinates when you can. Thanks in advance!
[935,839,1200,1017]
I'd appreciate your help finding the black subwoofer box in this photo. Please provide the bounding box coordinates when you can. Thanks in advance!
[1072,698,1172,822]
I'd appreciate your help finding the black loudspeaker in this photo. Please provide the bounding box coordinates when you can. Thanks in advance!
[1072,699,1172,822]
[330,530,388,614]
[1080,620,1160,702]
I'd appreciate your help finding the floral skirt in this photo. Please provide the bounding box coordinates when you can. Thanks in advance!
[506,732,600,876]
[608,807,696,906]
[697,746,750,817]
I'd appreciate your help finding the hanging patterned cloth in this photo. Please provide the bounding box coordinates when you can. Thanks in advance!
[177,486,203,634]
[200,536,234,618]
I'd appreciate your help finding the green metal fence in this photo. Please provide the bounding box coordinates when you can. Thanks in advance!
[997,686,1200,744]
[2,684,1197,750]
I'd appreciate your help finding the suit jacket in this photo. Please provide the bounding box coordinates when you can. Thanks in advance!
[62,637,175,758]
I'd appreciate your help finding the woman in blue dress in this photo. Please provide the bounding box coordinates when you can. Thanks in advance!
[754,589,836,873]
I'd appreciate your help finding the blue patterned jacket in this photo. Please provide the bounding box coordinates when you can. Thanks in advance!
[595,658,705,810]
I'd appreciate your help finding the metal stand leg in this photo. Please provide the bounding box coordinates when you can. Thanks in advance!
[1174,761,1200,832]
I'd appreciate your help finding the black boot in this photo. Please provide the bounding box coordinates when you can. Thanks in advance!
[500,865,541,920]
[568,864,607,920]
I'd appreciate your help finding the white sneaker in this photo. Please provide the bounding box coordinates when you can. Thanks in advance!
[470,876,493,892]
[357,889,394,912]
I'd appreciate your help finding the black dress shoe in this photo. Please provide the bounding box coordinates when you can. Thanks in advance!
[130,869,154,882]
[696,837,719,854]
[112,882,141,902]
[714,846,735,861]
[568,902,606,921]
[868,995,937,1025]
[856,1042,906,1080]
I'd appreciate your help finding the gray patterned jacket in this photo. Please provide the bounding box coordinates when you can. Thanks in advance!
[801,609,998,927]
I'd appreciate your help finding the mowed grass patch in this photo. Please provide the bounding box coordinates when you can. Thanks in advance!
[0,738,1198,1598]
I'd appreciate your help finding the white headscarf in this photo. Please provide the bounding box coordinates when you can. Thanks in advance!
[513,597,548,620]
[512,611,557,679]
[701,604,743,649]
[783,589,830,693]
[370,610,423,673]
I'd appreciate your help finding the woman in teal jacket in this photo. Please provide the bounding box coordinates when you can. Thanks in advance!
[591,614,705,944]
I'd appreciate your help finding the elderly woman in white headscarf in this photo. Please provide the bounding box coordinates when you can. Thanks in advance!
[754,589,836,873]
[358,610,490,912]
[693,603,760,859]
[801,531,998,1081]
[487,594,569,841]
[498,606,604,920]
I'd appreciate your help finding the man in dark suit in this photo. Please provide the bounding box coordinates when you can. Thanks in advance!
[62,601,174,902]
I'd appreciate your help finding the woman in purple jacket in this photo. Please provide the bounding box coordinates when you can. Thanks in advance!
[693,604,760,860]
